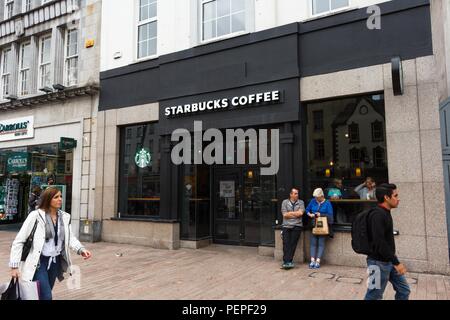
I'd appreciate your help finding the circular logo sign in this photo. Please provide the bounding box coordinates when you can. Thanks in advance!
[134,148,152,168]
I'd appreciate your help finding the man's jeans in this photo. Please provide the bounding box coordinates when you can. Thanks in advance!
[282,227,302,264]
[33,255,61,300]
[364,258,411,300]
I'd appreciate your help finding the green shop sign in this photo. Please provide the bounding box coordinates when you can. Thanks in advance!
[59,137,77,150]
[6,152,31,173]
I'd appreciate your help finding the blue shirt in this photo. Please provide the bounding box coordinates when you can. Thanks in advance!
[305,198,334,224]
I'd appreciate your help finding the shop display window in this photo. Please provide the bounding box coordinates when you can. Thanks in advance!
[118,123,161,218]
[306,94,388,230]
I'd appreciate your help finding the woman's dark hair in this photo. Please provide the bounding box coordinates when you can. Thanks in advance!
[38,187,61,212]
[375,183,397,203]
[32,186,42,194]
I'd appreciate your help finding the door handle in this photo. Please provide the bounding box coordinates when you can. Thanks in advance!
[239,200,243,213]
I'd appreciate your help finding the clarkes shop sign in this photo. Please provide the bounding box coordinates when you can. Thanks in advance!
[0,116,34,142]
[164,90,282,118]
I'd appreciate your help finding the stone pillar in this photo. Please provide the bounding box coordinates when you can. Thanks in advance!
[50,26,65,86]
[9,42,19,97]
[29,35,39,94]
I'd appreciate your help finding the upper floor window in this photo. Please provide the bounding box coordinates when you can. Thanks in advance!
[1,48,12,99]
[137,0,157,59]
[348,122,360,144]
[39,35,52,88]
[23,0,32,12]
[371,120,384,142]
[65,29,79,86]
[4,0,14,20]
[202,0,246,42]
[312,0,349,16]
[313,110,324,132]
[19,42,31,96]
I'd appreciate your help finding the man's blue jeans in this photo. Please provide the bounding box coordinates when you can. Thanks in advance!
[364,258,411,300]
[32,255,61,300]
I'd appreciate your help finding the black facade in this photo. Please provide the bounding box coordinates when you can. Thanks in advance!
[100,0,433,246]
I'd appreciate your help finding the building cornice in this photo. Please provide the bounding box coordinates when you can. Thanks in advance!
[0,84,99,111]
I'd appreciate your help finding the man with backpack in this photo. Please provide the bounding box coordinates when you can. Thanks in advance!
[352,183,410,300]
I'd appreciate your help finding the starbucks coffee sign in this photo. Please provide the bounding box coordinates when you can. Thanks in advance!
[0,116,34,142]
[135,148,152,168]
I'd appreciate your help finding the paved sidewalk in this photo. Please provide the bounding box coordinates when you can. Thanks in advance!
[0,230,449,300]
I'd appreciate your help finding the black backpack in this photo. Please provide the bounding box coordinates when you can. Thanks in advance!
[351,208,375,255]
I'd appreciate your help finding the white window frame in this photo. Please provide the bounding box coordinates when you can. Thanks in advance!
[38,34,52,89]
[136,0,158,61]
[1,48,12,99]
[64,28,79,87]
[18,41,32,96]
[4,0,14,20]
[311,0,352,17]
[22,0,32,12]
[200,0,249,44]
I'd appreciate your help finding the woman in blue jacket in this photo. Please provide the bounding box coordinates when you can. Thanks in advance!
[306,188,334,269]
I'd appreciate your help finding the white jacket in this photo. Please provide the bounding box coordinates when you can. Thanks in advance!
[9,209,85,282]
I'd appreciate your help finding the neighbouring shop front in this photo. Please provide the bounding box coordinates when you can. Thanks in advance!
[0,116,76,223]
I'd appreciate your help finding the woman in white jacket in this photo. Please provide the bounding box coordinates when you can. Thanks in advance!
[9,187,92,300]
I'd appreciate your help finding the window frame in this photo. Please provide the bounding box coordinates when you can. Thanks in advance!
[38,34,52,89]
[311,0,351,17]
[348,122,360,144]
[200,0,248,44]
[64,28,79,87]
[18,41,32,96]
[136,0,158,61]
[313,139,325,160]
[371,120,384,142]
[4,0,14,20]
[1,47,12,99]
[22,0,32,12]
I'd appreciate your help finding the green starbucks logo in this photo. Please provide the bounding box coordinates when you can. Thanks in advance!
[135,148,152,168]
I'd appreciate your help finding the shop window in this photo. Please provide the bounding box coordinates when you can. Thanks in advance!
[201,0,246,42]
[118,123,161,218]
[306,94,388,230]
[313,110,324,132]
[137,0,157,59]
[372,120,384,142]
[312,0,349,16]
[0,144,74,223]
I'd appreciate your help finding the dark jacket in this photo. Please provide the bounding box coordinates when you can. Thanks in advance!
[368,205,400,265]
[28,193,40,214]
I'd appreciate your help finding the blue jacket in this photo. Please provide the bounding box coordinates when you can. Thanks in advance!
[305,198,334,224]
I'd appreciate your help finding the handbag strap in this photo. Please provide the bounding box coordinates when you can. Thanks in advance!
[27,218,38,242]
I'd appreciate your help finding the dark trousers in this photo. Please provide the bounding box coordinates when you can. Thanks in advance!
[282,227,302,263]
[33,255,61,300]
